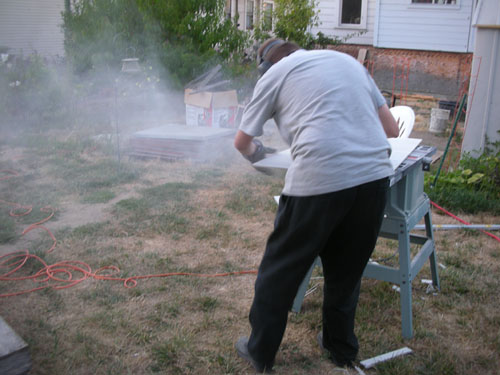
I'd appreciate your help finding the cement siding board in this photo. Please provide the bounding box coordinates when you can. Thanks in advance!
[0,0,65,57]
[376,0,473,52]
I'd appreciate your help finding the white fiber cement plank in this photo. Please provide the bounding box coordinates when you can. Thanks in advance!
[360,347,413,369]
[253,138,422,172]
[132,124,235,141]
[0,316,31,375]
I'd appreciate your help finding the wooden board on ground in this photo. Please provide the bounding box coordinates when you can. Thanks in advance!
[431,150,444,164]
[357,48,368,65]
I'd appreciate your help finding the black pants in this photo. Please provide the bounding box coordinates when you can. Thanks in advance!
[247,177,390,367]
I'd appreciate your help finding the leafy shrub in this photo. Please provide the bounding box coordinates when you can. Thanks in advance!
[425,139,500,214]
[0,54,69,128]
[253,1,343,49]
[273,0,319,48]
[63,0,250,87]
[62,0,147,73]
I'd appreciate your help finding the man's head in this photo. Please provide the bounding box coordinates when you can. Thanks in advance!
[257,38,300,76]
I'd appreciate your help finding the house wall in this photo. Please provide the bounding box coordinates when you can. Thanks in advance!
[0,0,65,58]
[328,44,472,98]
[375,0,475,53]
[311,0,376,45]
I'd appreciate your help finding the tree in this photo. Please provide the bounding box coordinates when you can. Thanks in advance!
[63,0,250,86]
[62,0,147,73]
[273,0,319,48]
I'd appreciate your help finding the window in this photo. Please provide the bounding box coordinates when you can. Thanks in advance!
[246,1,254,30]
[263,2,273,31]
[338,0,367,29]
[411,0,457,3]
[341,0,362,25]
[225,0,231,20]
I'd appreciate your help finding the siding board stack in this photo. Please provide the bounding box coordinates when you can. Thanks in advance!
[0,316,31,375]
[127,124,236,161]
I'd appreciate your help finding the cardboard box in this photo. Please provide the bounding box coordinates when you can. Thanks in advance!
[184,88,239,128]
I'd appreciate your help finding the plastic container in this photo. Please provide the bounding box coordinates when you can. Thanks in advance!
[429,108,450,134]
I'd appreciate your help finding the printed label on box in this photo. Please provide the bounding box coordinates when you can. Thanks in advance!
[185,105,206,127]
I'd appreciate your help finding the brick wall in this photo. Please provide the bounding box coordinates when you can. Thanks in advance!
[327,44,473,100]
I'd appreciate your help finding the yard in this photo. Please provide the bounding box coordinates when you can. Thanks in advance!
[0,96,499,375]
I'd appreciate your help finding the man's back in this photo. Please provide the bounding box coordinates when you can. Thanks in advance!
[241,49,394,196]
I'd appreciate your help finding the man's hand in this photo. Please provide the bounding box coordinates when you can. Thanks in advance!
[234,130,276,164]
[242,139,276,163]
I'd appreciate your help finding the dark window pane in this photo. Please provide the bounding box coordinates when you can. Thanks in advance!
[341,0,361,24]
[246,1,254,29]
[263,3,273,31]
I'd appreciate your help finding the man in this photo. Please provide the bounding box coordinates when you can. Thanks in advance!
[234,38,399,373]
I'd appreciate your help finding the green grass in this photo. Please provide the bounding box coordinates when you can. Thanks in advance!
[81,189,116,203]
[0,212,16,243]
[196,296,219,312]
[81,284,127,306]
[225,185,276,216]
[1,125,499,375]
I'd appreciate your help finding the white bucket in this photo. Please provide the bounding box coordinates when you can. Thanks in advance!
[429,108,450,134]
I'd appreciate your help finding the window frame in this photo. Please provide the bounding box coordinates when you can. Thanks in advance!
[337,0,368,30]
[409,0,461,10]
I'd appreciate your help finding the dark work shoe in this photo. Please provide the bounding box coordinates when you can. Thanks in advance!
[235,336,273,373]
[317,332,354,369]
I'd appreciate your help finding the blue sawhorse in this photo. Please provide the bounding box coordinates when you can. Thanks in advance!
[291,146,441,339]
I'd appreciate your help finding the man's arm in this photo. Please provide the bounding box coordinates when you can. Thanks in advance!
[234,130,257,156]
[378,104,400,138]
[234,130,276,163]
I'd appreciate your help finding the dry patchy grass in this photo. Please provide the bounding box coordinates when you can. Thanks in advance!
[0,131,499,375]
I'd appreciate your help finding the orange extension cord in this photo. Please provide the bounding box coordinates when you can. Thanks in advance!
[0,169,257,298]
[1,169,498,298]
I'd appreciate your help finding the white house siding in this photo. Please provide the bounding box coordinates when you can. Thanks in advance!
[0,0,65,58]
[375,0,475,52]
[312,0,376,45]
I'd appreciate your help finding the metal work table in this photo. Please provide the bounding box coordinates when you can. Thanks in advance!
[254,142,440,339]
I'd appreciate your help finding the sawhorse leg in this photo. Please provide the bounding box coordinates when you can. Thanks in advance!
[291,257,321,313]
[398,223,413,339]
[425,212,440,290]
[291,204,439,339]
[399,208,440,339]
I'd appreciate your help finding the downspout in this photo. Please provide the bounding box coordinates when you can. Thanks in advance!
[466,0,479,52]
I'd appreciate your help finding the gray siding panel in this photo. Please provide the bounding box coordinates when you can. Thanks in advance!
[0,0,65,57]
[376,0,474,52]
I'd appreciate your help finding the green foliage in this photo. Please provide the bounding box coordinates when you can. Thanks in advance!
[273,0,319,48]
[63,0,250,86]
[314,31,343,48]
[0,55,69,128]
[251,0,342,49]
[139,0,250,86]
[425,139,500,214]
[62,0,146,73]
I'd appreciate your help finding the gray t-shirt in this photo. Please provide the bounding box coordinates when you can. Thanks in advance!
[240,49,394,196]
